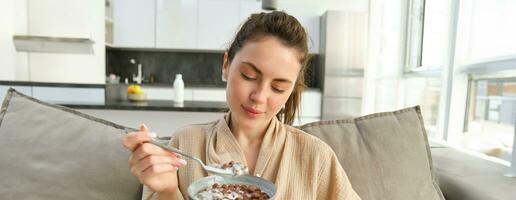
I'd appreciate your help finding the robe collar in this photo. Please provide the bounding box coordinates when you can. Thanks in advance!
[205,112,286,176]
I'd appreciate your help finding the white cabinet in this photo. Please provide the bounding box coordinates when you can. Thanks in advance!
[78,109,225,137]
[280,2,321,53]
[293,90,322,126]
[111,0,321,52]
[22,0,105,84]
[238,0,263,24]
[192,88,226,102]
[113,0,156,48]
[299,90,322,118]
[198,0,240,50]
[142,87,194,101]
[32,87,105,104]
[0,86,32,101]
[156,0,198,49]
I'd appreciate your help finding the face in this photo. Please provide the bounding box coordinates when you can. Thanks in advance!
[222,36,302,130]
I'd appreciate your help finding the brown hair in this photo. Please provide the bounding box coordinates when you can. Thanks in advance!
[226,11,310,125]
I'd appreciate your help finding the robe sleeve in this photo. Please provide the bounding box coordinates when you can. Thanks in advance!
[316,152,362,200]
[141,187,184,200]
[141,135,185,200]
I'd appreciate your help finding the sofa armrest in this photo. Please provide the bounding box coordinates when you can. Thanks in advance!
[431,147,516,200]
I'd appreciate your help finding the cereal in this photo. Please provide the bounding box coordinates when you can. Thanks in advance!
[209,161,249,176]
[194,183,270,200]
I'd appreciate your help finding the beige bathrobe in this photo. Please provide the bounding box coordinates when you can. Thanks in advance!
[143,113,361,200]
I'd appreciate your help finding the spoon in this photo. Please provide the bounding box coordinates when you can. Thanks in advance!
[148,139,235,176]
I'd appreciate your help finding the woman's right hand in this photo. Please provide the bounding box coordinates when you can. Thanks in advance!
[122,124,187,194]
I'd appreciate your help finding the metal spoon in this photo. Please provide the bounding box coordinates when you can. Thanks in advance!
[148,139,235,176]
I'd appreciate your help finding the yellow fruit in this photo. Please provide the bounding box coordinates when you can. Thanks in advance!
[127,85,142,94]
[133,86,142,94]
[127,85,135,94]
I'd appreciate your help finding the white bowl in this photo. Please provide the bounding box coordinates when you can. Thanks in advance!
[127,93,146,102]
[188,175,276,200]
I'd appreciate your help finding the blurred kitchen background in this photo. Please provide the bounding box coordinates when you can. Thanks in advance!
[0,0,515,165]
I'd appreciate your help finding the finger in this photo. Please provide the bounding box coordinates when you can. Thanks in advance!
[122,131,152,152]
[134,155,186,174]
[140,123,149,132]
[141,163,178,178]
[133,143,178,161]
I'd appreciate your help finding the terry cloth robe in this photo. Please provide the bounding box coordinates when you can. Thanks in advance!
[143,112,361,200]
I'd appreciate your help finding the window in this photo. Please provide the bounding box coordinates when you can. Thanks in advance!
[464,77,516,161]
[452,0,516,163]
[402,0,448,136]
[370,0,516,165]
[405,0,448,71]
[455,0,516,64]
[402,77,441,136]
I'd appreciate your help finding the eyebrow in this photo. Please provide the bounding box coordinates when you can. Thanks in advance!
[242,61,293,84]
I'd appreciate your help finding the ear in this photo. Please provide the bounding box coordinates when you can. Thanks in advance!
[222,52,230,82]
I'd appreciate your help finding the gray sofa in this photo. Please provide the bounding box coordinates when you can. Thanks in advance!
[430,146,516,200]
[1,88,515,199]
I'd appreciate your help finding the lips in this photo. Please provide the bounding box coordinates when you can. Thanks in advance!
[241,105,263,118]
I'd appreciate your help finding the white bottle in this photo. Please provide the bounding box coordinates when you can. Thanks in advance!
[173,74,184,103]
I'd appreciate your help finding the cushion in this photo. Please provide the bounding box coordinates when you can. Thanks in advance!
[0,88,141,199]
[299,106,445,200]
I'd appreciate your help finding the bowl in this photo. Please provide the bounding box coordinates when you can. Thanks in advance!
[127,93,146,102]
[188,175,276,200]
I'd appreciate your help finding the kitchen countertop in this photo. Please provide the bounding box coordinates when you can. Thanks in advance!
[59,99,229,112]
[0,81,322,90]
[0,80,104,88]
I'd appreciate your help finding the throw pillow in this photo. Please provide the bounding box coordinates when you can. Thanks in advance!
[299,106,445,200]
[0,88,141,199]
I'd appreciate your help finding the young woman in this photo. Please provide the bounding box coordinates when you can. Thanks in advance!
[123,11,361,200]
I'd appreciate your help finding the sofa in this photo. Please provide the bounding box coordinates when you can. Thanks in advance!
[0,88,515,200]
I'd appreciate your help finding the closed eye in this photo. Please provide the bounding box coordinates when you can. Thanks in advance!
[241,73,256,80]
[272,87,286,93]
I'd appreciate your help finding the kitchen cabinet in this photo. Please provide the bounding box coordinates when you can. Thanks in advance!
[320,11,368,119]
[18,0,105,84]
[32,86,105,104]
[156,0,198,49]
[111,0,321,52]
[105,0,114,46]
[197,0,240,50]
[0,84,104,105]
[143,87,194,101]
[299,90,322,118]
[0,86,32,101]
[78,109,225,137]
[192,88,226,102]
[238,0,263,24]
[113,0,156,48]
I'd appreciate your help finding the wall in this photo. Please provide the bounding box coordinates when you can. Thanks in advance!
[0,0,28,81]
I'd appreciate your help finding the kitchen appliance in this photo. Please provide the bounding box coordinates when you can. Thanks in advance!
[262,0,277,10]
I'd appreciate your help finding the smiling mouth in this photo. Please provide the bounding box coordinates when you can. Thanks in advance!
[241,105,263,117]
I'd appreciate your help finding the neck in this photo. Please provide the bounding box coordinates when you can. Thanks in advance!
[229,115,270,146]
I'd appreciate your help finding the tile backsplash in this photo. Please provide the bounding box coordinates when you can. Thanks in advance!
[106,48,321,88]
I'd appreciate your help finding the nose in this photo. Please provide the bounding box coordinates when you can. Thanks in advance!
[250,85,267,104]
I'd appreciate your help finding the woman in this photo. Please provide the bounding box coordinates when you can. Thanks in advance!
[123,11,361,200]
